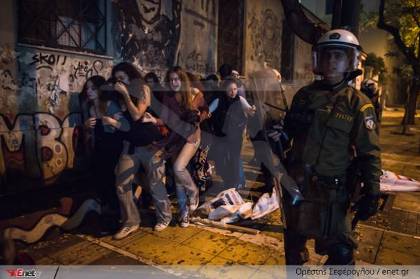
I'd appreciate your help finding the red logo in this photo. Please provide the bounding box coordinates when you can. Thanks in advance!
[6,268,37,278]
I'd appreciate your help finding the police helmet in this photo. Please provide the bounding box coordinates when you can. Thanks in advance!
[313,29,362,75]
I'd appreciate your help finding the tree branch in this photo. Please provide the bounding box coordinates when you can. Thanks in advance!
[402,6,420,27]
[414,0,420,27]
[377,0,417,63]
[411,10,420,28]
[415,32,420,48]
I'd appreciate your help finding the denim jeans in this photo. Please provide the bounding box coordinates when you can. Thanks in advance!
[173,140,200,220]
[115,143,172,226]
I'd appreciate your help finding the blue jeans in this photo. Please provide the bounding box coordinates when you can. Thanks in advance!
[115,143,172,226]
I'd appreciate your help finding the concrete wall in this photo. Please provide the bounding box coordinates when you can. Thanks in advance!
[244,0,284,75]
[282,30,314,106]
[177,0,218,75]
[293,35,314,83]
[242,0,314,106]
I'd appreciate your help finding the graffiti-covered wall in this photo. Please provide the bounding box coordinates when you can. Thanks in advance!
[0,0,220,195]
[0,0,320,197]
[293,35,313,83]
[118,0,182,78]
[0,44,113,192]
[14,47,112,117]
[244,0,283,75]
[117,0,218,78]
[177,0,218,75]
[281,34,314,107]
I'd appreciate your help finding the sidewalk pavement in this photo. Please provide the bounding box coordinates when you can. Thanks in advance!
[15,108,420,275]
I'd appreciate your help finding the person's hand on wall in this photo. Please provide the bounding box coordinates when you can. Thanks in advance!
[85,117,96,129]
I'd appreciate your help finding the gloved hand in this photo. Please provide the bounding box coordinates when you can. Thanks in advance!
[267,121,286,142]
[354,194,380,221]
[267,129,282,142]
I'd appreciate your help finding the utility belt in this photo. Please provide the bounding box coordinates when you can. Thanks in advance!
[285,164,352,239]
[297,164,346,196]
[312,175,346,188]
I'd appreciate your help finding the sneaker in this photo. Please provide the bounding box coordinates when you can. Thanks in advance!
[112,224,139,240]
[154,221,170,232]
[179,215,189,228]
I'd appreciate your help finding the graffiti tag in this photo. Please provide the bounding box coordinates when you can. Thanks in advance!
[0,112,82,182]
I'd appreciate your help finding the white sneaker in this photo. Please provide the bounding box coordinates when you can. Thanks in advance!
[179,215,189,228]
[154,221,170,232]
[112,224,139,240]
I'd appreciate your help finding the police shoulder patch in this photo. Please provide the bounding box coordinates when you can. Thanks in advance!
[364,115,376,130]
[360,103,374,112]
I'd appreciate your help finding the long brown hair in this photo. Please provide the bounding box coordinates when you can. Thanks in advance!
[80,75,107,117]
[165,66,194,110]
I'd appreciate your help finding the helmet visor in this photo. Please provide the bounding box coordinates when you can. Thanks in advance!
[313,45,360,75]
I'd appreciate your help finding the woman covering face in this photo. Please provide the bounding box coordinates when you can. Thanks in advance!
[111,62,173,239]
[114,70,131,85]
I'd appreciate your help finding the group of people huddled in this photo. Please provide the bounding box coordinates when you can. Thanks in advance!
[0,27,384,267]
[79,28,383,266]
[80,62,258,240]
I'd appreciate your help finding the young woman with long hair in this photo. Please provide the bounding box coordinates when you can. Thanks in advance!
[80,75,129,232]
[157,66,208,227]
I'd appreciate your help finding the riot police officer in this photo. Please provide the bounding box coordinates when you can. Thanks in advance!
[361,79,382,123]
[281,29,382,265]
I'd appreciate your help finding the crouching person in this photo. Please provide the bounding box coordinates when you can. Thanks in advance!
[112,62,172,240]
